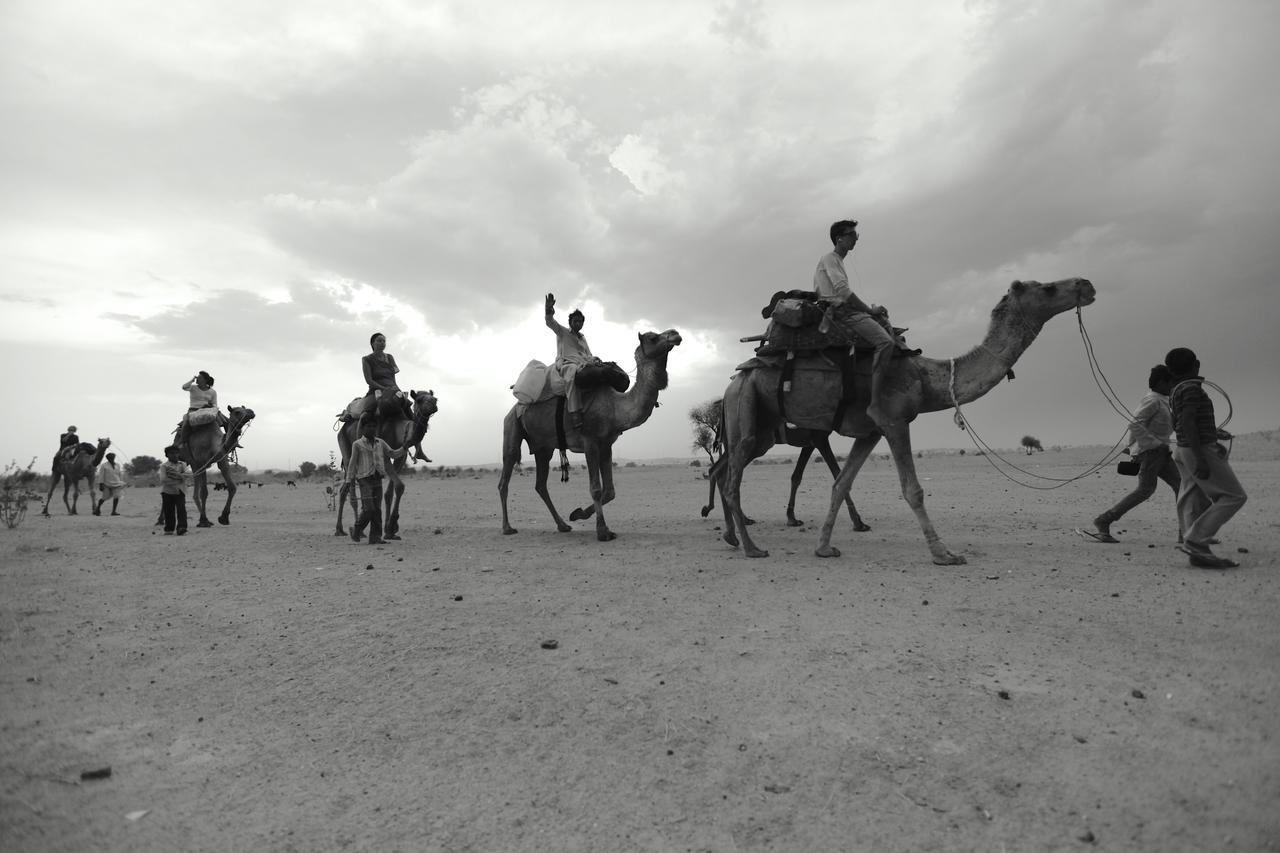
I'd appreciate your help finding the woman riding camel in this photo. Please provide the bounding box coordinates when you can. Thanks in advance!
[55,425,80,464]
[176,371,226,449]
[361,332,429,462]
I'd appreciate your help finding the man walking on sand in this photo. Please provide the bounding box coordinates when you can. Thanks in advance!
[94,452,127,516]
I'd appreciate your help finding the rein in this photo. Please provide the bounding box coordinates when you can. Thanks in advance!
[947,306,1129,490]
[193,409,254,477]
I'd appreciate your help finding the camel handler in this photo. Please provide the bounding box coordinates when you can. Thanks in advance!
[94,451,127,516]
[545,293,600,428]
[813,219,904,426]
[176,371,227,450]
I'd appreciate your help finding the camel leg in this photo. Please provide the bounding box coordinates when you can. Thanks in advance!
[701,456,722,518]
[578,443,615,542]
[335,481,354,536]
[214,458,237,525]
[193,470,213,527]
[720,381,770,558]
[785,446,817,526]
[881,425,964,565]
[815,435,881,558]
[531,450,573,533]
[384,464,404,539]
[498,412,528,534]
[65,478,77,515]
[42,470,61,516]
[814,437,870,532]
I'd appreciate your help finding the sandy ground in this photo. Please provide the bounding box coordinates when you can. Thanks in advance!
[2,442,1278,853]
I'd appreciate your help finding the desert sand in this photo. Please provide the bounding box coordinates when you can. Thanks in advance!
[3,441,1278,852]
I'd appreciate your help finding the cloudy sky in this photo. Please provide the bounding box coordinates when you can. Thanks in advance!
[2,0,1276,476]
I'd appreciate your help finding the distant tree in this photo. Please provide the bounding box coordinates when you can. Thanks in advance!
[127,455,161,477]
[315,462,335,477]
[298,461,318,479]
[229,463,248,476]
[1020,435,1044,455]
[689,398,724,464]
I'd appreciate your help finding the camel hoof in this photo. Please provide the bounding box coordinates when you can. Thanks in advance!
[335,528,346,537]
[700,506,711,518]
[722,532,739,548]
[502,526,517,535]
[853,522,872,532]
[597,529,616,542]
[197,520,213,528]
[815,545,841,558]
[218,516,230,526]
[745,547,769,558]
[557,523,572,533]
[569,508,587,522]
[786,518,803,527]
[933,553,966,566]
[744,517,756,526]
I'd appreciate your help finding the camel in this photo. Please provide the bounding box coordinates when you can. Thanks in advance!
[42,437,111,515]
[334,389,438,540]
[700,422,871,531]
[717,277,1096,563]
[498,329,683,541]
[180,405,256,527]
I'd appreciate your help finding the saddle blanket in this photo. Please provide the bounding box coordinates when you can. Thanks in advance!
[188,408,219,427]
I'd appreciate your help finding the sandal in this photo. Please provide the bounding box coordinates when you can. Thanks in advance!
[1075,528,1119,544]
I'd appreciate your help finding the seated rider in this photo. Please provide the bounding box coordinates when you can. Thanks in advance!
[813,219,897,426]
[56,425,80,464]
[545,293,600,428]
[361,332,428,462]
[176,371,226,449]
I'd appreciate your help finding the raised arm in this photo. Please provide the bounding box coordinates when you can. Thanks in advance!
[544,293,567,334]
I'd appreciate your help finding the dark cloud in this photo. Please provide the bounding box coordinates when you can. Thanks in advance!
[118,282,396,358]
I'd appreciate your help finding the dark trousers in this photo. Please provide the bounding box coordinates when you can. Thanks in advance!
[354,475,383,540]
[161,492,187,533]
[1098,446,1180,527]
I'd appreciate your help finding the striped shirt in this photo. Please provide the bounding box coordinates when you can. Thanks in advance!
[1169,377,1217,447]
[161,460,189,495]
[345,437,390,482]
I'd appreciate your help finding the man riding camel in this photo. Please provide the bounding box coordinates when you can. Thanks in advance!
[813,219,906,427]
[545,293,601,428]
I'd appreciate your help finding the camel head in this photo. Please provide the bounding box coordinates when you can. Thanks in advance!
[409,389,438,419]
[96,437,111,450]
[996,278,1095,328]
[226,405,256,431]
[637,329,683,359]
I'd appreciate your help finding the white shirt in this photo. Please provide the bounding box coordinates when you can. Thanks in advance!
[96,459,126,488]
[813,251,853,303]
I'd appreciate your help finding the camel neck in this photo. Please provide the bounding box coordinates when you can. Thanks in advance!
[917,305,1046,413]
[614,353,670,431]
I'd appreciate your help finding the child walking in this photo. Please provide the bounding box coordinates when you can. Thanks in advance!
[160,445,189,536]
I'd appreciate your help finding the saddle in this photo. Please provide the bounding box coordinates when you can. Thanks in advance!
[754,293,918,357]
[335,394,412,423]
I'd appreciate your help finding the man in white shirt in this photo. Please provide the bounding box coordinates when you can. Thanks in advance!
[814,220,897,426]
[94,452,127,516]
[545,292,599,428]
